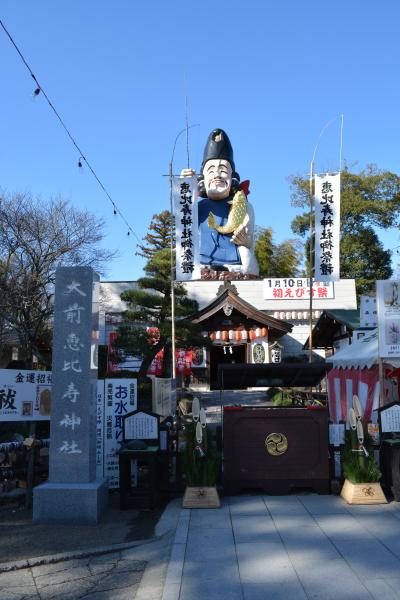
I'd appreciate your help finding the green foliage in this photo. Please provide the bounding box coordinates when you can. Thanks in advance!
[340,229,392,295]
[116,242,208,378]
[290,165,400,295]
[342,429,381,484]
[181,422,220,487]
[254,227,303,277]
[136,210,174,259]
[270,389,292,407]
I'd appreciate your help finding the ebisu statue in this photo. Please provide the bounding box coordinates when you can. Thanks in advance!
[182,128,259,278]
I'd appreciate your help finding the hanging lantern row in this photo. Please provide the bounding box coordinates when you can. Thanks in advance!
[207,327,268,342]
[272,310,322,321]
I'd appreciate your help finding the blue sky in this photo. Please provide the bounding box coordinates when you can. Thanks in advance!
[1,1,400,280]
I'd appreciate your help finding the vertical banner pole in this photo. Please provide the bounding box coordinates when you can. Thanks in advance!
[309,160,314,364]
[169,161,176,379]
[379,358,385,408]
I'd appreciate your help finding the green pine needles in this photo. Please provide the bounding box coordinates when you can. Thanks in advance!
[181,422,220,487]
[342,429,381,484]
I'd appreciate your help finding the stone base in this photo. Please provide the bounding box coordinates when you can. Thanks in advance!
[33,479,108,524]
[200,268,260,281]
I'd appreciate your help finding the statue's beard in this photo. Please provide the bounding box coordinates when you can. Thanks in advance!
[206,180,231,200]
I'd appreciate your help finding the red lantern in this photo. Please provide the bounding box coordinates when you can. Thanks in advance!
[261,327,268,338]
[235,330,242,342]
[221,330,229,342]
[249,330,256,341]
[209,331,216,341]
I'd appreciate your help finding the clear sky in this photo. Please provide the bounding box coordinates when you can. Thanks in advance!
[1,1,400,281]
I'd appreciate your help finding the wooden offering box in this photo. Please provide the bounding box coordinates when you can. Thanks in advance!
[223,407,330,495]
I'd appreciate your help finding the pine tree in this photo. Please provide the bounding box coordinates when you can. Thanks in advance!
[136,210,174,259]
[115,248,208,379]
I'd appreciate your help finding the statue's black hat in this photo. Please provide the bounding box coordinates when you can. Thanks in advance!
[201,128,235,172]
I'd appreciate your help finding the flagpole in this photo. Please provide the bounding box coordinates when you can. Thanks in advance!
[309,159,314,363]
[308,115,343,363]
[169,124,199,379]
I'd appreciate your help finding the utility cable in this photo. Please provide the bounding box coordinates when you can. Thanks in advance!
[0,18,140,242]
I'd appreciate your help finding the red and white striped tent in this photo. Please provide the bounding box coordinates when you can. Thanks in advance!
[326,330,399,424]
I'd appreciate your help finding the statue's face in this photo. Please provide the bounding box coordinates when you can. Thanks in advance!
[203,159,232,200]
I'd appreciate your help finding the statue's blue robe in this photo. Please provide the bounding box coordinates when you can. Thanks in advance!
[198,197,241,265]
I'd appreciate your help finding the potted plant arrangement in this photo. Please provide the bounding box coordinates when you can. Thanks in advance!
[341,394,387,504]
[181,397,220,508]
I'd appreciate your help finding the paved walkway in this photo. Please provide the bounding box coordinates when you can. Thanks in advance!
[3,494,400,599]
[162,494,400,600]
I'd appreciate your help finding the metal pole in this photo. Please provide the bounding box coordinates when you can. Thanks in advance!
[309,160,314,363]
[169,124,199,381]
[169,160,176,379]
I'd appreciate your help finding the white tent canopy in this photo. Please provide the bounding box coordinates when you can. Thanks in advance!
[326,330,378,369]
[327,329,400,369]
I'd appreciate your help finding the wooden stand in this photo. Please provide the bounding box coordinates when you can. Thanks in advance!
[182,486,220,509]
[223,407,330,495]
[340,479,387,505]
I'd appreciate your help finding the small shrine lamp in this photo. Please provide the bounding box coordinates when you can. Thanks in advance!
[270,341,283,364]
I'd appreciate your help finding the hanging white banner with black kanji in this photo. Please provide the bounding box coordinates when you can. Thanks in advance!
[314,173,340,281]
[174,176,200,281]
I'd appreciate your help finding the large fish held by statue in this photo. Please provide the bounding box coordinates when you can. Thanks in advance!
[207,189,248,234]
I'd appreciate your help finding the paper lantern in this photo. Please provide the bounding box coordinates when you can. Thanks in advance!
[241,330,248,341]
[235,330,242,341]
[215,331,221,340]
[249,330,256,341]
[255,327,261,338]
[221,330,229,342]
[229,330,234,340]
[261,327,268,338]
[209,331,216,341]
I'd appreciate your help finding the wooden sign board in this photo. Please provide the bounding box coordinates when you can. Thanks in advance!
[378,402,400,434]
[123,410,159,443]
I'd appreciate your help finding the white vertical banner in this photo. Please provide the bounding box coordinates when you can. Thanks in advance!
[152,377,173,417]
[376,280,400,358]
[174,176,200,280]
[314,173,340,281]
[104,379,137,488]
[95,380,105,479]
[360,295,377,328]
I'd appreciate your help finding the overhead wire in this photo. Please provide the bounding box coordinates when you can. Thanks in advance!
[0,18,140,242]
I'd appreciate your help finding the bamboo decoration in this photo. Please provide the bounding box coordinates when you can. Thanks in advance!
[182,397,220,508]
[341,394,386,504]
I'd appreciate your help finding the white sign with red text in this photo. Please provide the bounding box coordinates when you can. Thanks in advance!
[263,278,334,300]
[0,369,52,421]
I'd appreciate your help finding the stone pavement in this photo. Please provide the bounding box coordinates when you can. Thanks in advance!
[3,494,400,599]
[0,498,181,600]
[162,494,400,600]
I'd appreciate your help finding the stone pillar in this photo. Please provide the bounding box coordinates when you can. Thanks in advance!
[33,267,108,524]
